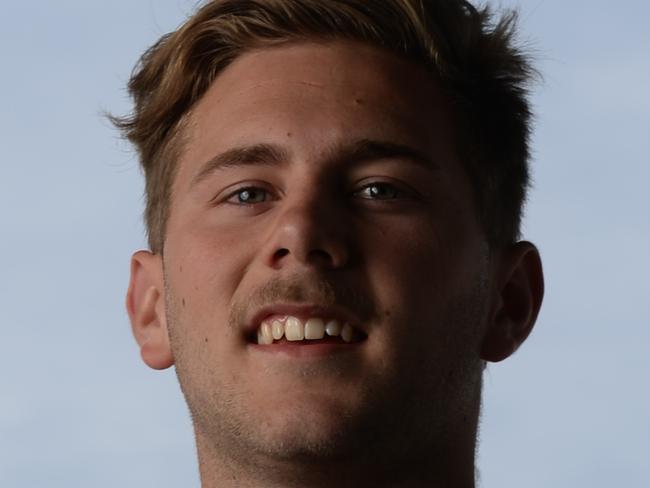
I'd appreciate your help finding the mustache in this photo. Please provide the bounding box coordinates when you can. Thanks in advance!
[229,274,376,328]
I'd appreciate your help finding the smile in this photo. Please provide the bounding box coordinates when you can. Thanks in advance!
[255,316,366,345]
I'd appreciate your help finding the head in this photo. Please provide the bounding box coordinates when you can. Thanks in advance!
[116,0,543,485]
[115,0,535,254]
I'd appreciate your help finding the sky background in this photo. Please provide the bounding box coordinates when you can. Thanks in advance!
[1,1,648,487]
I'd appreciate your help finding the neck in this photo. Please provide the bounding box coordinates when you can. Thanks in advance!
[194,427,477,488]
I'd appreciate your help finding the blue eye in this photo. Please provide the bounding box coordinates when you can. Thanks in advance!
[356,182,402,200]
[229,187,268,204]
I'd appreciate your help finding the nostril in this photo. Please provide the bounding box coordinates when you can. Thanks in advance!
[308,249,333,264]
[270,241,347,269]
[274,248,290,259]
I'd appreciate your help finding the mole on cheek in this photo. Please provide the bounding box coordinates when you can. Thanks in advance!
[182,298,186,307]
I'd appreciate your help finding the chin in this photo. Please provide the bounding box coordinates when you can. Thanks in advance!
[254,415,360,462]
[240,390,372,460]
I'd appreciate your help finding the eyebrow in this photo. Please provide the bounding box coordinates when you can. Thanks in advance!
[190,143,289,188]
[190,139,439,189]
[341,139,439,172]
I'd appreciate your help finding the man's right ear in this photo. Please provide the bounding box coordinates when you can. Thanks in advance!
[126,250,174,370]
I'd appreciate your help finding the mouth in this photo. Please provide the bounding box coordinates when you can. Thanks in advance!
[245,305,368,347]
[252,316,366,345]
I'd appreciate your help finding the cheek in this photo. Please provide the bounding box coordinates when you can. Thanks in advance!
[164,228,256,327]
[174,209,261,273]
[361,215,481,341]
[362,218,451,296]
[164,239,250,376]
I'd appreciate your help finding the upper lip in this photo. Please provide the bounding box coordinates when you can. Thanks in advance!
[244,303,365,338]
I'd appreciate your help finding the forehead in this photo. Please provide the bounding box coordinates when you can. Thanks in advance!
[176,40,457,184]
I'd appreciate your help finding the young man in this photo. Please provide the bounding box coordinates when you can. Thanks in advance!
[114,1,544,486]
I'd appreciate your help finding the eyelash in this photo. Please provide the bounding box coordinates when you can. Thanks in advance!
[222,181,411,206]
[353,182,405,200]
[225,186,272,205]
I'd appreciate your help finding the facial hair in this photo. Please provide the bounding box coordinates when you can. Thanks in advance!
[163,265,489,479]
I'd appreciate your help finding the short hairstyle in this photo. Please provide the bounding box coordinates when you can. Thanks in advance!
[112,0,536,254]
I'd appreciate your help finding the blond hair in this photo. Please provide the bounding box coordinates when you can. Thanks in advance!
[112,0,536,253]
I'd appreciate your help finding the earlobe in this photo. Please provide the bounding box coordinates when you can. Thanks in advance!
[126,250,174,370]
[480,241,544,363]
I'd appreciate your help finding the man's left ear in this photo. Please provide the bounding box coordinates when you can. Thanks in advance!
[480,241,544,362]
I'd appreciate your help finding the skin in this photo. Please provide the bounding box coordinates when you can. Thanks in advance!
[127,41,544,487]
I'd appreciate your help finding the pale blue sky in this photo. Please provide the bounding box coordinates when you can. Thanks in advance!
[1,1,648,486]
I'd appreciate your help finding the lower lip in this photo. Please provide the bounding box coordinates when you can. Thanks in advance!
[248,340,364,358]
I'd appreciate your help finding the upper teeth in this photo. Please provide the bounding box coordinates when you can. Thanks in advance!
[256,316,357,345]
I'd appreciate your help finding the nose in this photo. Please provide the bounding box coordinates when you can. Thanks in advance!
[264,190,351,270]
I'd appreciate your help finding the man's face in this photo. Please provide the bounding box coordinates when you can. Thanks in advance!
[158,41,492,463]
